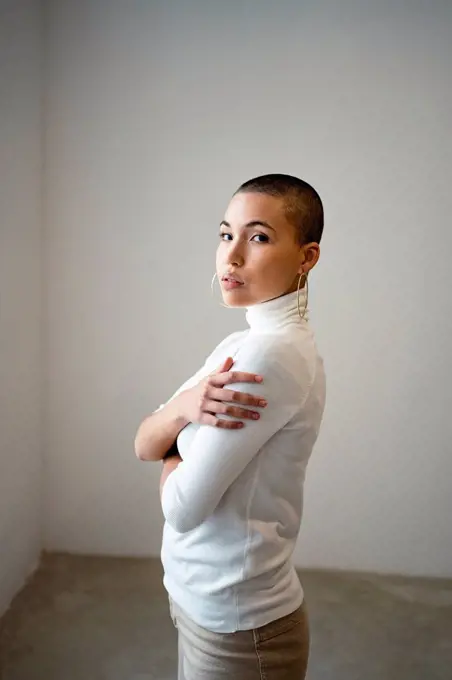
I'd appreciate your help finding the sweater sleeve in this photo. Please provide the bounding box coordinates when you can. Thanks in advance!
[161,336,312,533]
[154,363,208,413]
[154,331,245,413]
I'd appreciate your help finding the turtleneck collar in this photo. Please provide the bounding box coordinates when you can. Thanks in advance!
[245,289,308,331]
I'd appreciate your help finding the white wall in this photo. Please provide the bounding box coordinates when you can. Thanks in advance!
[44,0,452,576]
[0,0,43,615]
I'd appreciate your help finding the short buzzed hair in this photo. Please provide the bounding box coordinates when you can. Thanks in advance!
[235,173,324,245]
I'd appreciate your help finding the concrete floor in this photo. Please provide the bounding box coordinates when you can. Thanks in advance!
[1,554,451,680]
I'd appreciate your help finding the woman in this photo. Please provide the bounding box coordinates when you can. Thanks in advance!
[135,174,326,679]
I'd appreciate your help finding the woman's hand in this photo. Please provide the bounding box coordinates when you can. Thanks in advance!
[175,357,267,430]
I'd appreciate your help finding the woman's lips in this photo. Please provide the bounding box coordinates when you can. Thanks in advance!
[221,276,244,291]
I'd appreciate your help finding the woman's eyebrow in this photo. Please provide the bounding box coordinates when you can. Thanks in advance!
[220,220,276,232]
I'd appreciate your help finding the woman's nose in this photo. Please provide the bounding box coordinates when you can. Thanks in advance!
[226,242,245,267]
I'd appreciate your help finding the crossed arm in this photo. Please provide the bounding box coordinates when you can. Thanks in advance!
[159,450,182,498]
[159,339,308,533]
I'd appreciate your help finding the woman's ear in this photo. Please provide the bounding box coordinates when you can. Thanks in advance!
[299,243,320,274]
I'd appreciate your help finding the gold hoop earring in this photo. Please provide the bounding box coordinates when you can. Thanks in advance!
[211,273,228,308]
[297,272,308,320]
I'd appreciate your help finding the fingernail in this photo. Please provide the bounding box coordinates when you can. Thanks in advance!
[259,400,267,407]
[255,376,263,382]
[252,413,260,420]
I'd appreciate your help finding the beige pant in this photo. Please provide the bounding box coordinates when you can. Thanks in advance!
[169,598,310,680]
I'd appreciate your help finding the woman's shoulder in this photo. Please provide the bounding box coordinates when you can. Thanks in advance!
[238,328,321,394]
[246,327,318,360]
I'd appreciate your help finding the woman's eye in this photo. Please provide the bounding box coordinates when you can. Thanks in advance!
[219,232,269,243]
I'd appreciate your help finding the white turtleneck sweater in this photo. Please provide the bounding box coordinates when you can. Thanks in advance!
[159,290,326,633]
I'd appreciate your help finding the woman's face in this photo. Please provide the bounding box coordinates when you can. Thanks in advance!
[216,192,319,308]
